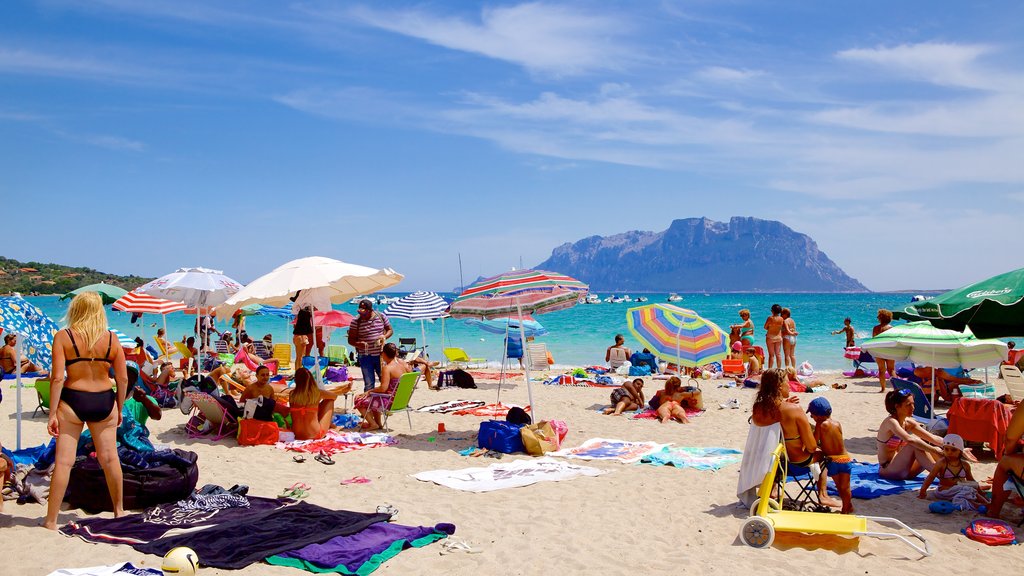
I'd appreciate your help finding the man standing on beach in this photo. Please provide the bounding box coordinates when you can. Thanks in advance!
[348,299,393,392]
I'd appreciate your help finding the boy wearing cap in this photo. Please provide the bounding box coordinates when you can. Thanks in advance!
[808,397,854,514]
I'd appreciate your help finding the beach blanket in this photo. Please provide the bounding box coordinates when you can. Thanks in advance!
[267,522,454,574]
[277,431,396,456]
[450,403,528,418]
[543,374,617,387]
[416,400,486,414]
[549,438,668,464]
[631,408,705,420]
[46,563,162,576]
[821,461,924,500]
[332,413,363,429]
[1,439,53,466]
[412,456,608,493]
[466,371,521,381]
[640,446,743,471]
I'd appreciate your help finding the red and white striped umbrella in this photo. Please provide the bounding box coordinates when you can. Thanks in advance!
[112,291,187,315]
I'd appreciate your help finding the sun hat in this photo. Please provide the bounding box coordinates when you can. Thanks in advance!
[731,341,743,351]
[942,434,964,451]
[806,397,832,417]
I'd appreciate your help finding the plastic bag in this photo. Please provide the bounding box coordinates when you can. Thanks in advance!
[520,421,559,456]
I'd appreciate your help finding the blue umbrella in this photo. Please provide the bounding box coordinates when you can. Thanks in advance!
[465,316,549,338]
[241,304,295,319]
[0,294,61,449]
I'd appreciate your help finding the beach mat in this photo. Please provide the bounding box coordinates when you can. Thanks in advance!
[804,461,924,499]
[549,438,668,464]
[277,431,396,457]
[640,446,742,471]
[412,456,608,492]
[416,400,486,414]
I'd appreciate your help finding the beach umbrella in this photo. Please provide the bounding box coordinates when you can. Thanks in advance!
[626,304,729,370]
[449,269,589,419]
[384,291,449,355]
[135,267,243,376]
[897,267,1024,338]
[861,321,1007,412]
[61,282,128,305]
[297,309,353,328]
[464,315,548,337]
[0,294,61,449]
[112,290,188,343]
[219,256,403,381]
[110,328,138,349]
[240,304,295,319]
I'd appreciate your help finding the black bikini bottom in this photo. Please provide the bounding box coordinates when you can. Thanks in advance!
[61,388,116,422]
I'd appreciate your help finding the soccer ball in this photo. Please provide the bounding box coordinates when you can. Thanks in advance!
[161,547,199,575]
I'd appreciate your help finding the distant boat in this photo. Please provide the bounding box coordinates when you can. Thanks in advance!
[603,295,615,303]
[667,293,683,302]
[910,294,929,302]
[585,294,601,304]
[611,296,626,303]
[621,295,633,303]
[635,296,648,302]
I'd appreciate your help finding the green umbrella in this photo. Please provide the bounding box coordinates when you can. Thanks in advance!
[60,282,129,305]
[896,267,1024,338]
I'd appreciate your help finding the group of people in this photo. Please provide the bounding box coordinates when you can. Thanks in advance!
[730,305,799,372]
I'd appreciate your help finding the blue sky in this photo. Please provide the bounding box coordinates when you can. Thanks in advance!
[2,1,1022,292]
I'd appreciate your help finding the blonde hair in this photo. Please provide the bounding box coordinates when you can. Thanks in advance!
[65,292,108,348]
[739,309,750,319]
[290,368,320,407]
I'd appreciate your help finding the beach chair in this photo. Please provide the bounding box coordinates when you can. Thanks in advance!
[272,344,293,373]
[890,378,947,427]
[740,444,931,556]
[327,344,352,366]
[154,337,179,361]
[184,391,239,441]
[398,337,417,356]
[608,347,628,369]
[999,365,1024,403]
[526,342,551,372]
[444,347,486,368]
[721,358,746,379]
[371,372,420,432]
[33,379,51,418]
[214,340,230,355]
[783,460,826,512]
[252,341,273,361]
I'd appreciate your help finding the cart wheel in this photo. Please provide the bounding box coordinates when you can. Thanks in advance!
[740,517,775,549]
[749,497,781,517]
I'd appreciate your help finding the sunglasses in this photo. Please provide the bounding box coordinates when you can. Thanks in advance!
[897,388,913,397]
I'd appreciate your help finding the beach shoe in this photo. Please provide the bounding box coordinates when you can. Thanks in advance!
[292,454,307,463]
[341,476,371,485]
[440,538,482,555]
[314,452,335,465]
[831,383,848,390]
[376,503,399,519]
[719,399,740,410]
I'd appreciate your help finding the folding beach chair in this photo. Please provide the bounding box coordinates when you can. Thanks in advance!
[371,372,420,432]
[184,392,239,441]
[398,338,418,357]
[721,358,746,379]
[783,460,826,512]
[890,378,946,427]
[327,344,352,366]
[526,342,551,372]
[252,341,273,361]
[272,344,293,373]
[33,379,51,418]
[214,340,230,355]
[740,444,931,556]
[999,365,1024,403]
[154,337,179,361]
[444,347,486,368]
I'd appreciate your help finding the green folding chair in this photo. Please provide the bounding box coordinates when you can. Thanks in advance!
[33,379,51,418]
[371,372,420,431]
[327,344,352,366]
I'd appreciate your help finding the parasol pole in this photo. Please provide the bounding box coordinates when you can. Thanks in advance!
[15,333,23,450]
[421,319,427,359]
[516,297,536,420]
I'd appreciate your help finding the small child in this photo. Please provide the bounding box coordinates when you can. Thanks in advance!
[603,378,645,416]
[808,397,854,514]
[918,434,990,511]
[832,318,855,349]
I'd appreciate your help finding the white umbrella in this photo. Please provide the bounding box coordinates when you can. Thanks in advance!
[136,267,243,376]
[219,256,404,383]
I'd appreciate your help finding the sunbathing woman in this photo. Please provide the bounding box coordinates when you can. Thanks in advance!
[354,343,409,430]
[763,304,784,370]
[876,389,944,480]
[289,368,338,440]
[655,376,690,424]
[752,368,816,467]
[45,292,128,529]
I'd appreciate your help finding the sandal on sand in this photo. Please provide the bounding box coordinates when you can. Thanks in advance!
[340,476,371,485]
[440,538,481,555]
[831,383,848,390]
[315,452,335,465]
[279,484,311,499]
[376,503,399,518]
[292,454,307,463]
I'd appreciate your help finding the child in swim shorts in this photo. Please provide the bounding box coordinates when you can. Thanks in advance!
[808,397,854,514]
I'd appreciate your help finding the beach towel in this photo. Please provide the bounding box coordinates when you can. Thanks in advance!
[736,423,781,507]
[549,438,668,464]
[543,374,617,387]
[46,563,162,576]
[822,461,924,499]
[450,403,528,418]
[631,408,704,420]
[640,446,742,471]
[267,522,454,574]
[412,456,608,492]
[277,431,396,457]
[465,371,521,381]
[416,400,486,414]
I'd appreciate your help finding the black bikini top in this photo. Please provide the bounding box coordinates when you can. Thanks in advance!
[65,329,114,366]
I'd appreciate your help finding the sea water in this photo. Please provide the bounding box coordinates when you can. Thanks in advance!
[26,292,930,370]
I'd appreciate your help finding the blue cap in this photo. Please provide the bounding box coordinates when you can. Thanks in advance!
[807,397,832,417]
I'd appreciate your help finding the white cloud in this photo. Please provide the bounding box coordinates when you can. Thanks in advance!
[836,42,1010,91]
[696,66,764,83]
[346,3,631,75]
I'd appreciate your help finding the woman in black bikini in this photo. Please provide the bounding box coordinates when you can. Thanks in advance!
[751,368,816,466]
[44,292,128,530]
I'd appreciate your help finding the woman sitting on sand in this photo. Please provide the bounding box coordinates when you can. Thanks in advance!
[876,389,944,480]
[752,368,816,467]
[354,343,409,431]
[289,367,339,440]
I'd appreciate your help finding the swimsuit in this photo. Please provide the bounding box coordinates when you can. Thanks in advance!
[61,329,117,422]
[740,327,754,346]
[942,463,967,480]
[876,435,908,468]
[783,435,813,467]
[824,453,853,476]
[784,335,797,344]
[610,387,632,405]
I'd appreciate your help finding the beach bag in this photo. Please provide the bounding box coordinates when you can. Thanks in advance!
[961,519,1018,546]
[798,362,814,377]
[67,449,198,513]
[451,369,477,389]
[628,365,651,377]
[237,419,280,446]
[325,366,348,383]
[520,421,559,456]
[478,420,525,454]
[506,406,533,426]
[549,419,568,445]
[678,383,704,411]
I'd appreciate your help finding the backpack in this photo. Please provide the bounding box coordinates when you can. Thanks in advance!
[451,369,477,389]
[628,365,651,376]
[962,519,1018,546]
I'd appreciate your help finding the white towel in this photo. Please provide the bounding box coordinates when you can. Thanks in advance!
[736,422,781,507]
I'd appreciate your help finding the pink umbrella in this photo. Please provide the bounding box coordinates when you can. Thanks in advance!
[290,309,353,328]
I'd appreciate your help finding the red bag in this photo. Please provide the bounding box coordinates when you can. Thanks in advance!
[237,419,279,446]
[961,519,1017,546]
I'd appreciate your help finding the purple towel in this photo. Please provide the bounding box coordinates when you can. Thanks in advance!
[269,522,455,572]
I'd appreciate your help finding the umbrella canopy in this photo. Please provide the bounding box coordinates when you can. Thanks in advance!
[299,309,354,328]
[61,282,128,304]
[135,267,243,308]
[383,291,449,321]
[860,321,1007,369]
[626,304,729,368]
[219,256,404,317]
[465,315,549,337]
[449,269,588,320]
[240,304,295,319]
[112,290,188,315]
[0,294,60,370]
[898,267,1024,338]
[110,328,138,349]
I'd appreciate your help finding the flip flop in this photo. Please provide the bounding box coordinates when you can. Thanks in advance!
[279,486,310,499]
[440,538,481,555]
[287,481,312,491]
[314,452,335,465]
[376,503,399,518]
[292,455,307,463]
[340,476,371,485]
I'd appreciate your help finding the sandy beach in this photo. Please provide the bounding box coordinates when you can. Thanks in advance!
[2,369,1020,575]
